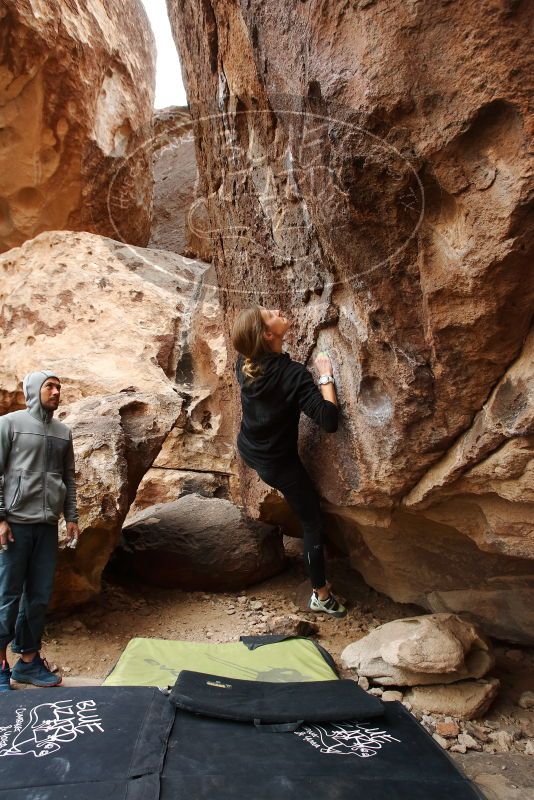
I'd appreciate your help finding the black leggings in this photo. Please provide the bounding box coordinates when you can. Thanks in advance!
[253,456,326,588]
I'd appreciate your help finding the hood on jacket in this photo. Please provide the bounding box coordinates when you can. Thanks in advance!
[237,352,290,399]
[22,370,60,422]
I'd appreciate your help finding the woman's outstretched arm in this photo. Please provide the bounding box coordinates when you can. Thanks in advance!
[296,353,339,433]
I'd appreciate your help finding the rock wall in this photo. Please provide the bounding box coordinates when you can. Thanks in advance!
[0,0,156,252]
[167,0,534,641]
[127,261,237,519]
[0,230,227,607]
[149,107,212,261]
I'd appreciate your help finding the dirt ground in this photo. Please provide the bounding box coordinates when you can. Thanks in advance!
[21,544,534,799]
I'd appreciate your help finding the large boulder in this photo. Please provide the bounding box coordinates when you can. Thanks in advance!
[0,230,222,607]
[0,230,209,409]
[167,0,534,642]
[0,0,155,252]
[51,391,179,610]
[128,468,229,515]
[115,494,286,591]
[341,614,494,686]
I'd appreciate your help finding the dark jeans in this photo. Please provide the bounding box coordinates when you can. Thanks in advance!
[253,456,326,588]
[0,522,58,655]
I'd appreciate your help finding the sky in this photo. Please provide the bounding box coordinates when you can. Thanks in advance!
[140,0,188,108]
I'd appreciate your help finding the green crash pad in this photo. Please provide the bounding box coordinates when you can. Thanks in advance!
[103,637,338,686]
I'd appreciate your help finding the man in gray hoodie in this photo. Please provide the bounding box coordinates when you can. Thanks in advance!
[0,370,80,689]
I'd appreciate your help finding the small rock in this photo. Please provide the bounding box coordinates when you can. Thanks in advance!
[521,720,534,739]
[518,691,534,710]
[402,700,413,711]
[49,663,59,674]
[524,740,534,756]
[64,619,88,634]
[435,722,460,738]
[201,594,211,601]
[368,688,383,697]
[505,649,524,662]
[237,596,247,604]
[488,731,514,753]
[266,614,317,637]
[63,666,72,673]
[450,743,467,754]
[382,690,403,702]
[432,733,450,750]
[250,601,263,611]
[465,722,490,743]
[357,676,369,691]
[458,733,481,751]
[226,609,236,615]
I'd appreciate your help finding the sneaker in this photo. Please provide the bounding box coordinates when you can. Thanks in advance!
[11,654,62,687]
[0,660,12,691]
[308,590,347,618]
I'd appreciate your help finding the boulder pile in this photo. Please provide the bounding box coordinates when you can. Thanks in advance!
[341,613,499,719]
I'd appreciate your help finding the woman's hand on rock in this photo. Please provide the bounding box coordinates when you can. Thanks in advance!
[314,350,333,376]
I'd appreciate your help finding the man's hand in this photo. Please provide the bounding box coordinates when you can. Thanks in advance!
[0,520,14,551]
[66,522,80,543]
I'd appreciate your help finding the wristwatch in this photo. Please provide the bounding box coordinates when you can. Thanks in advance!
[318,375,335,386]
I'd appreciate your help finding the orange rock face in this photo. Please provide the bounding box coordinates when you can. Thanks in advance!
[0,0,156,252]
[167,0,534,641]
[0,231,228,607]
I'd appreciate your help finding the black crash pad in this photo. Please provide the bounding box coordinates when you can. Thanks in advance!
[0,675,483,800]
[170,670,383,724]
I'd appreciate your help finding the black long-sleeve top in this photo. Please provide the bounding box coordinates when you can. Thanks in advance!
[235,352,338,469]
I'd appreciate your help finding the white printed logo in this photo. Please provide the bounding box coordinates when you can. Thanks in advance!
[0,699,104,758]
[295,722,401,758]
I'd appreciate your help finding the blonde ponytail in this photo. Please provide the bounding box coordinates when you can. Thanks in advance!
[231,306,272,382]
[242,356,263,380]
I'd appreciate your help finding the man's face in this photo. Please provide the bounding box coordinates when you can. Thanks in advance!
[40,378,61,411]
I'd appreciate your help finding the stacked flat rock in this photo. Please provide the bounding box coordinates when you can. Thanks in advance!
[341,614,494,685]
[341,614,498,718]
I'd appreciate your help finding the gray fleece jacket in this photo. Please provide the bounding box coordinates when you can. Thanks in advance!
[0,370,78,525]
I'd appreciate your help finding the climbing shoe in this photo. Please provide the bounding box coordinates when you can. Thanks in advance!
[11,654,62,687]
[0,660,12,691]
[308,591,347,618]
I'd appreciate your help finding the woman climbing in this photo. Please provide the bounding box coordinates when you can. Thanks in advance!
[231,305,346,618]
